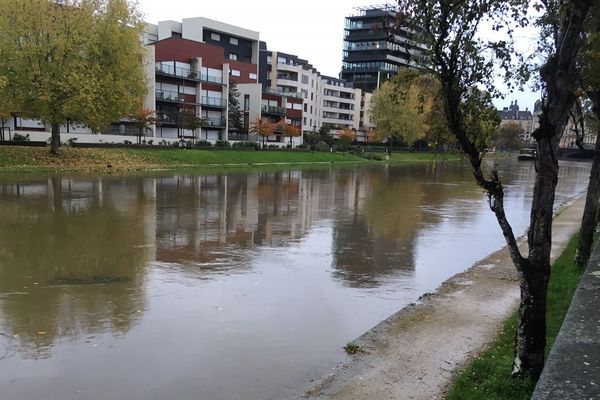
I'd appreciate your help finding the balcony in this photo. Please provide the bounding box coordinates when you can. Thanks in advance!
[200,73,224,84]
[201,117,226,128]
[155,64,200,82]
[261,105,286,115]
[156,89,188,104]
[201,96,226,108]
[263,88,303,99]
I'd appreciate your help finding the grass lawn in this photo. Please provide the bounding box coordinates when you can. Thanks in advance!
[444,235,585,400]
[0,146,463,172]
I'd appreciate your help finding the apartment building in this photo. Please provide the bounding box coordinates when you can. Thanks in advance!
[341,5,425,93]
[145,18,262,141]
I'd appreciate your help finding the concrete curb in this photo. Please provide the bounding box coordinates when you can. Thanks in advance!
[532,239,600,399]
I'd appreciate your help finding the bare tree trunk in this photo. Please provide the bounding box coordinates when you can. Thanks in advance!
[50,123,60,155]
[509,0,591,378]
[576,96,600,266]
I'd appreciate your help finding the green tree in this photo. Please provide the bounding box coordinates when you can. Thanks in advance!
[399,0,593,378]
[0,0,147,154]
[179,109,204,141]
[496,122,525,151]
[228,81,243,133]
[370,70,439,146]
[304,130,321,151]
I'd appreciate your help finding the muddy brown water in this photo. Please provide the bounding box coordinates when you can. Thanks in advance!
[0,160,591,400]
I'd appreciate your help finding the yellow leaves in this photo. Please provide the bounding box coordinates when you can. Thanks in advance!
[249,117,276,137]
[0,0,146,134]
[370,69,441,145]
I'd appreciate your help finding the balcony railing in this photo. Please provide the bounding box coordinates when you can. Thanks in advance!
[263,88,303,99]
[201,117,226,128]
[155,89,186,103]
[261,105,286,115]
[155,64,200,81]
[201,97,226,108]
[200,73,224,84]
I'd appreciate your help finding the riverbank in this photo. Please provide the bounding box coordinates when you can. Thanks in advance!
[0,146,460,173]
[305,195,586,400]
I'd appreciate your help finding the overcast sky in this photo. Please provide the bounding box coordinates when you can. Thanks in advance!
[139,0,540,110]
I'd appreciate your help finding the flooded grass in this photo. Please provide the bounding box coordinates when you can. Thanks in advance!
[444,235,585,400]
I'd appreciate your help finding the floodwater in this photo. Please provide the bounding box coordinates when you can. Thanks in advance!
[0,159,591,400]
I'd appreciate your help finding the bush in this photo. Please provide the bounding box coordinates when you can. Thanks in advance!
[297,144,308,149]
[12,133,30,141]
[232,141,260,149]
[195,140,212,147]
[215,140,231,147]
[268,144,279,149]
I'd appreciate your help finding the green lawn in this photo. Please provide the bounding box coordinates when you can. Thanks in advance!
[444,235,585,400]
[135,148,366,165]
[0,146,464,172]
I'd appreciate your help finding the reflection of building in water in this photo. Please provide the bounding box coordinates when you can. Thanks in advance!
[0,177,153,358]
[153,170,328,264]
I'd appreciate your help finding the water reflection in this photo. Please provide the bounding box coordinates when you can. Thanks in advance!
[0,177,151,358]
[0,160,592,400]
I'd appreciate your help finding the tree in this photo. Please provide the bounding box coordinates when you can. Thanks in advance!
[228,81,243,133]
[249,117,275,149]
[575,6,600,266]
[304,130,321,151]
[0,0,147,154]
[0,76,13,140]
[283,123,301,146]
[399,0,592,378]
[129,108,158,145]
[337,127,356,151]
[496,122,526,151]
[179,109,204,141]
[319,125,335,147]
[370,69,443,148]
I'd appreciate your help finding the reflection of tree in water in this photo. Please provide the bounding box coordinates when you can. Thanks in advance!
[0,178,148,359]
[331,164,482,288]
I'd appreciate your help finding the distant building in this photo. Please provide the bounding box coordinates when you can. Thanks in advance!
[341,4,425,93]
[499,100,534,144]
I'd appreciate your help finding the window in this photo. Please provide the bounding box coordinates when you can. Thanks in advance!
[301,75,309,84]
[211,32,221,41]
[230,37,238,45]
[171,31,181,38]
[304,104,307,112]
[229,53,238,61]
[293,103,302,110]
[231,69,241,77]
[311,93,314,101]
[267,56,272,64]
[303,117,307,124]
[249,73,257,80]
[277,56,287,64]
[286,102,293,109]
[244,95,250,111]
[310,105,313,113]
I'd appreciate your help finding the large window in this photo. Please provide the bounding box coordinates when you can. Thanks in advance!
[211,32,221,41]
[231,69,241,77]
[229,53,238,61]
[230,37,238,45]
